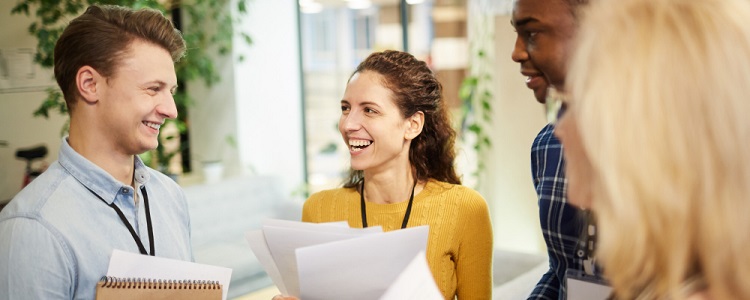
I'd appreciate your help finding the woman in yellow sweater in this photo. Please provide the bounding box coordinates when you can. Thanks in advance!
[302,50,493,299]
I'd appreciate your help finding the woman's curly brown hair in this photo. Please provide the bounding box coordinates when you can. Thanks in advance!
[343,50,460,188]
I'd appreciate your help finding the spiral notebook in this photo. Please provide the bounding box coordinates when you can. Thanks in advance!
[101,250,232,300]
[95,276,222,300]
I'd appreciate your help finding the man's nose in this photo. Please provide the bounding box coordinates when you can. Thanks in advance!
[157,93,178,119]
[511,36,529,63]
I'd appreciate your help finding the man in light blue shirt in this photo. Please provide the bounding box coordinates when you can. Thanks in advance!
[0,5,193,299]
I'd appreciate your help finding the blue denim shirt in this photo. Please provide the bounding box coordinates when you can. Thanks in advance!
[0,138,193,299]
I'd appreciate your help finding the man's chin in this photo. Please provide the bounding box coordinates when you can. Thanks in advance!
[533,88,547,104]
[136,143,159,156]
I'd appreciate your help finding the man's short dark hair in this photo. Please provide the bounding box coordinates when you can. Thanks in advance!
[53,5,186,113]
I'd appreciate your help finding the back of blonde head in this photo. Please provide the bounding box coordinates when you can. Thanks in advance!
[568,0,750,298]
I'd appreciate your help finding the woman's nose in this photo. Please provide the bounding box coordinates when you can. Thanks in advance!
[341,111,362,132]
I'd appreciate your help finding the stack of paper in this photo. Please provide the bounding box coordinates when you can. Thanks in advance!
[245,219,442,300]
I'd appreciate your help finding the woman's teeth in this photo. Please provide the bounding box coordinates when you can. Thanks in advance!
[349,140,372,151]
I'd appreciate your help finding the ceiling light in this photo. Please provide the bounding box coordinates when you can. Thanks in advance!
[347,0,372,10]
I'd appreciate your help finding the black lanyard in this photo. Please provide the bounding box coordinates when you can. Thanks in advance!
[360,178,417,229]
[87,185,155,256]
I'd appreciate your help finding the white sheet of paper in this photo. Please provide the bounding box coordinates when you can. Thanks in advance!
[262,224,383,296]
[245,230,288,294]
[245,219,356,294]
[379,251,442,300]
[106,249,233,300]
[295,225,430,300]
[245,220,383,296]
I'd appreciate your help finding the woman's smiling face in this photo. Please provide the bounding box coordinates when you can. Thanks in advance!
[339,71,413,173]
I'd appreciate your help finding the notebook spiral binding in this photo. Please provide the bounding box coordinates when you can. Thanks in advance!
[98,276,221,290]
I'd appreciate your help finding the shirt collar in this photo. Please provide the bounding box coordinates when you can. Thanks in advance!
[57,137,152,204]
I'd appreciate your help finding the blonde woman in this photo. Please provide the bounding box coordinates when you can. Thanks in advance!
[554,0,750,299]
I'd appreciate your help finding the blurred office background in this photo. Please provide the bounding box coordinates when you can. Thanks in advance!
[0,0,550,298]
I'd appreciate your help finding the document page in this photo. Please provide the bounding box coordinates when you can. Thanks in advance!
[246,219,382,296]
[295,226,430,300]
[379,251,442,300]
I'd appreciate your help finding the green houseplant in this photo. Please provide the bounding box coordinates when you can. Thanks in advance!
[458,0,495,189]
[11,0,252,174]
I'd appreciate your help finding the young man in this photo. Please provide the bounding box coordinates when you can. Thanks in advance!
[511,0,597,299]
[0,5,192,299]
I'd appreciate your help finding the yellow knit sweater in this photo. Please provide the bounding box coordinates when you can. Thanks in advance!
[302,179,493,299]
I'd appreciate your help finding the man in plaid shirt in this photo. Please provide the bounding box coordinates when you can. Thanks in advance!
[510,0,596,299]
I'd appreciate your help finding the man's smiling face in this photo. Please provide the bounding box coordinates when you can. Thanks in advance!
[511,0,577,103]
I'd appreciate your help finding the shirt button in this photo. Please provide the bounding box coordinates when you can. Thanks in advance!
[121,188,129,194]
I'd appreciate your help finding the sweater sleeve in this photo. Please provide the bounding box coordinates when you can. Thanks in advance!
[455,190,494,299]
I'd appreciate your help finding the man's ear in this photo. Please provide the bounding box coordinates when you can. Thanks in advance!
[405,111,425,140]
[76,66,101,104]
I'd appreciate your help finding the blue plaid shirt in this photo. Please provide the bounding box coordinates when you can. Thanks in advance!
[527,123,587,300]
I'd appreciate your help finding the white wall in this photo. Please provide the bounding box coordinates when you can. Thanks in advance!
[480,14,548,254]
[0,1,66,202]
[233,0,306,199]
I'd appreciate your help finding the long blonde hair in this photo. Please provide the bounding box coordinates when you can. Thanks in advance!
[567,0,750,298]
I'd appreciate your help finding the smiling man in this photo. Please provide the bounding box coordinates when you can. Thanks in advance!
[0,5,193,299]
[510,0,598,299]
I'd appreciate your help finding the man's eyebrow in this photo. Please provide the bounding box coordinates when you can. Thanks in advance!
[145,80,178,89]
[511,16,538,28]
[144,80,167,87]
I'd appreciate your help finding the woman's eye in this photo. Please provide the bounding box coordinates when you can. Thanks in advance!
[341,105,350,112]
[364,107,376,114]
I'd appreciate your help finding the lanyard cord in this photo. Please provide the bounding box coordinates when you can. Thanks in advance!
[360,178,418,229]
[87,185,155,256]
